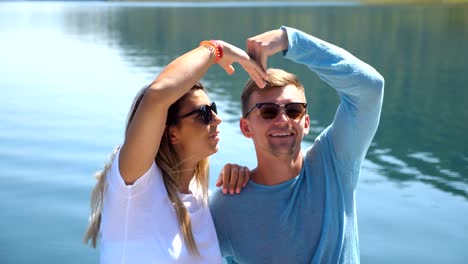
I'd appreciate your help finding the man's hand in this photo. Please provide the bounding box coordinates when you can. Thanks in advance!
[216,164,251,195]
[246,28,289,71]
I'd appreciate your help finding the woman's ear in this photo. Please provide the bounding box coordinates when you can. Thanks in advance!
[239,118,253,138]
[167,126,179,145]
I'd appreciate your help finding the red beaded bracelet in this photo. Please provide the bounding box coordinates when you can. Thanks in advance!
[199,40,223,63]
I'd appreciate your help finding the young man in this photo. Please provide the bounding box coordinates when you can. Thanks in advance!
[210,26,384,263]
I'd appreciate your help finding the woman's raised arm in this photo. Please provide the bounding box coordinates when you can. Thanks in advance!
[119,41,265,185]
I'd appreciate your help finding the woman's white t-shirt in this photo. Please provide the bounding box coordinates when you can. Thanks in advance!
[99,149,222,264]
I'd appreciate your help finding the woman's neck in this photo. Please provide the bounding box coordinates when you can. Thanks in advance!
[178,163,196,194]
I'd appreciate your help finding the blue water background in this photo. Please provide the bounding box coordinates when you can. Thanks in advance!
[0,2,467,263]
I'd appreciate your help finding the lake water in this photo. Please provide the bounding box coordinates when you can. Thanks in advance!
[0,2,467,263]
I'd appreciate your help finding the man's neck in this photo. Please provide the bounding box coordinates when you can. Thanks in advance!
[252,152,304,186]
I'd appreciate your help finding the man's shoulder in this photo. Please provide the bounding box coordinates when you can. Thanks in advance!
[209,188,235,211]
[209,185,254,214]
[209,188,227,206]
[209,188,244,225]
[304,126,333,157]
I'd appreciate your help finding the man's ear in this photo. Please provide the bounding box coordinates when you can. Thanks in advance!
[303,114,311,135]
[239,118,253,138]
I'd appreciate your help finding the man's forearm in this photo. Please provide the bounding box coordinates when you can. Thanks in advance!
[281,26,384,101]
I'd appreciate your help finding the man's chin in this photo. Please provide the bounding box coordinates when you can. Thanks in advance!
[270,147,297,159]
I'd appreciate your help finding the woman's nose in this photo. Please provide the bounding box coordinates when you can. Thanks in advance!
[211,111,222,124]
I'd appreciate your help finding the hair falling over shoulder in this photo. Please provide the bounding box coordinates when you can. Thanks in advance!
[156,115,209,256]
[82,145,119,248]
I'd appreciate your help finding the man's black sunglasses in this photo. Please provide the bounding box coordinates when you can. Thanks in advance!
[177,102,217,125]
[244,102,307,120]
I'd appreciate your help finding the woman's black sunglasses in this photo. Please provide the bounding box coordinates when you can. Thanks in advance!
[177,102,217,125]
[243,102,307,120]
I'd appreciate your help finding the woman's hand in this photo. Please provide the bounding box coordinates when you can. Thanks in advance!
[216,40,266,88]
[215,163,251,195]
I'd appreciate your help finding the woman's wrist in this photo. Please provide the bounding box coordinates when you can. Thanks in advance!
[199,40,223,63]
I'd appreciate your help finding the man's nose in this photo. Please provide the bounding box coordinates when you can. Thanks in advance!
[274,108,290,122]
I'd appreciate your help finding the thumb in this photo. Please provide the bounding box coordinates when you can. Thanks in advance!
[260,52,268,71]
[220,63,235,75]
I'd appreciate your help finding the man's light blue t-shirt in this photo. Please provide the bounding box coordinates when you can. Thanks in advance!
[210,26,384,264]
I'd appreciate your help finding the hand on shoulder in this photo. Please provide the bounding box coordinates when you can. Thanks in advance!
[215,163,251,195]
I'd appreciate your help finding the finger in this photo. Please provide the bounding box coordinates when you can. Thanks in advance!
[248,56,267,79]
[235,167,244,194]
[250,48,267,86]
[243,65,262,86]
[254,62,267,88]
[245,68,264,89]
[252,71,266,88]
[222,165,231,194]
[247,40,262,68]
[251,68,266,88]
[229,166,239,195]
[251,44,262,66]
[260,50,268,72]
[215,172,222,187]
[242,167,250,187]
[246,36,269,76]
[241,59,266,88]
[246,38,256,58]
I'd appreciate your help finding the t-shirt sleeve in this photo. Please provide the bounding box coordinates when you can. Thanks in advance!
[107,148,166,198]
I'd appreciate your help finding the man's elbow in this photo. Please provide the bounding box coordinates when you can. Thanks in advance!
[366,71,384,100]
[374,72,385,91]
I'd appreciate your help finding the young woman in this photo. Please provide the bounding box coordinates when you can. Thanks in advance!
[83,40,265,263]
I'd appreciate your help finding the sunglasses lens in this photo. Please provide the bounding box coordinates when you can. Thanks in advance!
[286,104,306,119]
[200,106,211,124]
[200,102,218,124]
[211,102,217,114]
[257,103,306,120]
[177,102,218,125]
[259,105,279,119]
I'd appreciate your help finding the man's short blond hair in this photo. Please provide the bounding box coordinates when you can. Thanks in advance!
[241,68,305,116]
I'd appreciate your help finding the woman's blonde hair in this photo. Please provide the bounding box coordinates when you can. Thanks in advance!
[83,83,209,256]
